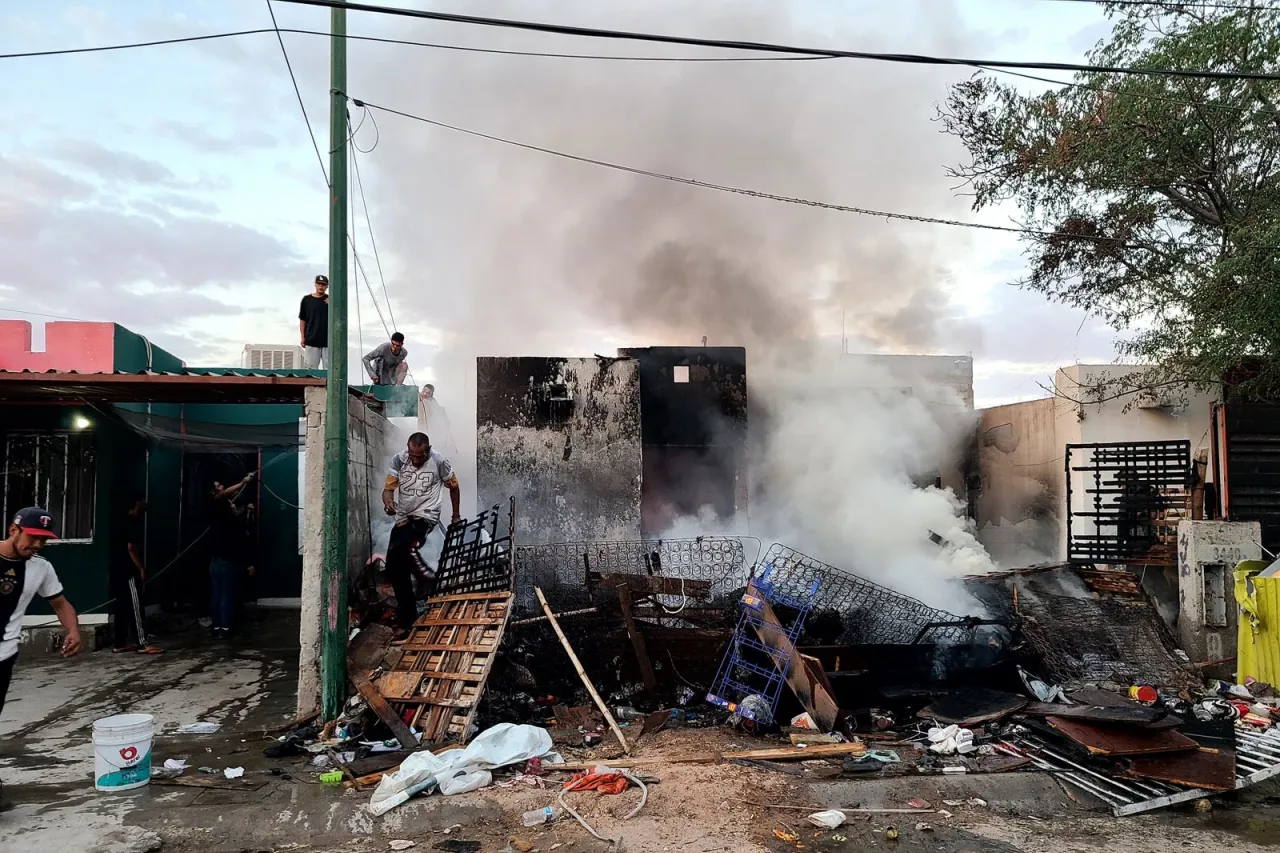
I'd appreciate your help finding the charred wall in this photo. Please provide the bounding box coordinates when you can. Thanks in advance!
[476,356,642,545]
[618,346,748,535]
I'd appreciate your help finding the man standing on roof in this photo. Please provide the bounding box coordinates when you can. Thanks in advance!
[363,333,409,386]
[1,508,81,720]
[110,497,163,655]
[383,432,461,636]
[299,274,329,369]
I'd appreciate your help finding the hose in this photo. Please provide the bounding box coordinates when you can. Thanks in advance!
[556,769,649,852]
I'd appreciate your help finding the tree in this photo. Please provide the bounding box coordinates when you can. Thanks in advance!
[938,1,1280,401]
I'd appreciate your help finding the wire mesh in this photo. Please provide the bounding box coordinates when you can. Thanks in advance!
[756,543,975,644]
[968,566,1194,690]
[512,536,750,616]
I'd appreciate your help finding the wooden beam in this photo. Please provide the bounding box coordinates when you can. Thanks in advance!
[617,584,657,693]
[745,582,840,731]
[349,667,419,751]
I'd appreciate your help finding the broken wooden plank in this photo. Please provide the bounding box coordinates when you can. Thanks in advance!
[745,581,840,732]
[919,689,1028,727]
[789,733,843,746]
[1046,716,1199,756]
[536,586,629,754]
[1023,701,1166,726]
[348,751,408,778]
[1122,748,1237,792]
[617,584,657,693]
[549,755,719,771]
[722,743,866,762]
[350,667,419,751]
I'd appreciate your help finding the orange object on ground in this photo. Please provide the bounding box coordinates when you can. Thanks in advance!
[563,771,630,795]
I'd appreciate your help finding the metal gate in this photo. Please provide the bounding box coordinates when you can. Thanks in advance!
[1066,440,1192,566]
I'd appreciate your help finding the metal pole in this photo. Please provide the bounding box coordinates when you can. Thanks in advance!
[320,4,350,721]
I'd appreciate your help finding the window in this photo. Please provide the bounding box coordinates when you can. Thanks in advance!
[673,365,690,383]
[2,433,97,541]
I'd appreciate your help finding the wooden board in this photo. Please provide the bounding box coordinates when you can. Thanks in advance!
[152,776,269,791]
[1122,748,1237,792]
[351,668,419,750]
[746,582,840,732]
[388,591,513,744]
[919,689,1028,727]
[1023,702,1166,726]
[722,742,866,762]
[617,585,657,693]
[1046,716,1199,756]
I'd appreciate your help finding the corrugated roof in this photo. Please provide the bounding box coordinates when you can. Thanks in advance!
[0,367,325,378]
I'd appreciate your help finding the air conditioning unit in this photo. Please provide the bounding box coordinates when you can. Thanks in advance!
[243,344,303,371]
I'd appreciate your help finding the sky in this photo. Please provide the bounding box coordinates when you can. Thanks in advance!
[0,0,1125,406]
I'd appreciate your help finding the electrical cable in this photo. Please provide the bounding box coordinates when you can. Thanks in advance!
[266,1,329,186]
[350,95,1280,251]
[350,136,396,332]
[273,0,1280,82]
[1032,0,1272,12]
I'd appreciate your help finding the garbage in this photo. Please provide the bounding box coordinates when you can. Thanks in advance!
[224,767,244,779]
[389,843,417,852]
[438,769,492,796]
[885,826,899,841]
[176,722,220,734]
[791,712,817,730]
[907,799,931,810]
[1019,668,1066,704]
[773,827,801,844]
[915,822,934,832]
[320,771,345,785]
[163,759,187,773]
[369,723,556,815]
[433,842,481,853]
[522,806,562,827]
[807,810,846,829]
[508,838,534,852]
[927,726,975,755]
[564,769,630,795]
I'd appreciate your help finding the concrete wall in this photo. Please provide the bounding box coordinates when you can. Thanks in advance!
[476,356,642,545]
[1176,520,1261,664]
[297,387,388,714]
[976,364,1219,567]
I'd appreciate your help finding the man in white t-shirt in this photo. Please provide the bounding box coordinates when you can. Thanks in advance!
[382,432,462,635]
[0,507,82,719]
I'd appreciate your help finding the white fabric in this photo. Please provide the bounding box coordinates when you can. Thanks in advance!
[369,723,555,815]
[1,554,64,661]
[387,449,455,524]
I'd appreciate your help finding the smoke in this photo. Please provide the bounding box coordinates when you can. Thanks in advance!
[357,0,998,607]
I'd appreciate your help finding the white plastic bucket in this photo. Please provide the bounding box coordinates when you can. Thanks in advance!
[93,713,155,792]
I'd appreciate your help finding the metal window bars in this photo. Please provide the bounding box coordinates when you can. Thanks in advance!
[432,497,516,597]
[1065,440,1192,566]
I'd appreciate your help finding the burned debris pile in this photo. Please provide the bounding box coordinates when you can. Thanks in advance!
[259,503,1280,825]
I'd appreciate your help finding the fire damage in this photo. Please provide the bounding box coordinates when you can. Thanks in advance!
[242,496,1280,835]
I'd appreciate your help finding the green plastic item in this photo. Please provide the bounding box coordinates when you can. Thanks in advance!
[320,771,345,785]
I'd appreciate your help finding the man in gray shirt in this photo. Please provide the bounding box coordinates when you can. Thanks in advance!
[362,332,408,385]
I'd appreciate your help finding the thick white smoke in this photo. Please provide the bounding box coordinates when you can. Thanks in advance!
[353,0,1001,607]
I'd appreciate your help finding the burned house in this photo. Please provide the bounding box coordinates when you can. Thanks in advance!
[476,347,748,544]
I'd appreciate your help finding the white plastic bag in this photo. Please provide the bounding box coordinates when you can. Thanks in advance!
[438,769,493,796]
[807,810,847,829]
[369,750,450,816]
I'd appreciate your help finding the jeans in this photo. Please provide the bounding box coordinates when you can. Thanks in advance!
[209,557,237,631]
[386,517,433,629]
[0,653,16,718]
[304,346,328,369]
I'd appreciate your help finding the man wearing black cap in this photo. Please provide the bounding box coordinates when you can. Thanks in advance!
[299,274,329,369]
[0,507,82,719]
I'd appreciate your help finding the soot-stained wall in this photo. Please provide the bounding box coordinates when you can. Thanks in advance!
[476,357,642,545]
[617,346,748,535]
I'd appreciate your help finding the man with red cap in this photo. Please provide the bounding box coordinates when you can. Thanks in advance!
[0,507,82,718]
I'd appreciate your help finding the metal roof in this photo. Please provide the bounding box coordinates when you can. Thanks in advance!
[0,369,334,405]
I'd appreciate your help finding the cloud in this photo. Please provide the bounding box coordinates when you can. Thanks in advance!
[155,120,282,155]
[47,139,179,186]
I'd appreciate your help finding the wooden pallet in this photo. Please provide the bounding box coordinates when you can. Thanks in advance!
[377,591,513,744]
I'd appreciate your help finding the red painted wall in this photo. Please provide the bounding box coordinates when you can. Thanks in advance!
[0,321,116,373]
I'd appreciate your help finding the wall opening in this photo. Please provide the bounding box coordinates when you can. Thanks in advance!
[1203,562,1228,627]
[673,365,690,383]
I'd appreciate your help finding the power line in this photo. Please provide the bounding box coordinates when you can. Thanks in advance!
[0,26,822,63]
[349,93,1280,250]
[1032,0,1274,11]
[266,1,329,186]
[349,128,397,332]
[273,0,1280,82]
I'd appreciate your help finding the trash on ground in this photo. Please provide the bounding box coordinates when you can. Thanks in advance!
[806,810,846,829]
[223,767,245,779]
[176,722,220,734]
[388,842,417,852]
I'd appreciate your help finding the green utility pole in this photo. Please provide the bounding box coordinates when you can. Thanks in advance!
[320,4,350,721]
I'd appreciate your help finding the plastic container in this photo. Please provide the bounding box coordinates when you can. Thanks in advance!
[522,806,561,826]
[93,713,155,792]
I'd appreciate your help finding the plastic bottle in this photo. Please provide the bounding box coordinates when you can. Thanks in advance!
[521,806,561,827]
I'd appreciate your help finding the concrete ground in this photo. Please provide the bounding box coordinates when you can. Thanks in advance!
[5,612,1280,853]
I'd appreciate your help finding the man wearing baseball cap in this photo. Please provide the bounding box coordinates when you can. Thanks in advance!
[0,507,82,719]
[299,274,329,369]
